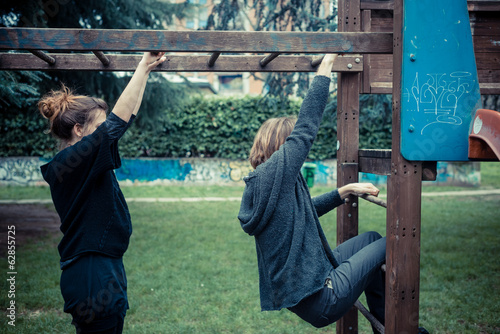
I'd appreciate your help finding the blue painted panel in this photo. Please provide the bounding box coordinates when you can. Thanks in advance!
[401,0,482,161]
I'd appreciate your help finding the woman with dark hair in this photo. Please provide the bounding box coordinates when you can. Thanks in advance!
[39,52,165,334]
[238,54,386,332]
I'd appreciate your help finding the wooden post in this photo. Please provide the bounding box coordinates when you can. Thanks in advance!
[386,1,423,333]
[337,0,361,333]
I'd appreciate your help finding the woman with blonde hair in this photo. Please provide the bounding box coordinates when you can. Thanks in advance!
[238,54,386,332]
[39,52,165,334]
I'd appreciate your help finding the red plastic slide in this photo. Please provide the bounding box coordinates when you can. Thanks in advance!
[469,109,500,161]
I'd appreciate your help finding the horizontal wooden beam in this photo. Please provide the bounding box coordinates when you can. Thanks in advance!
[0,28,393,54]
[468,0,500,12]
[0,53,363,72]
[361,0,394,10]
[360,0,500,12]
[359,149,392,175]
[358,149,437,181]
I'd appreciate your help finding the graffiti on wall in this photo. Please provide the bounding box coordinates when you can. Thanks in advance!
[310,160,337,186]
[0,157,481,187]
[0,157,46,185]
[435,161,480,186]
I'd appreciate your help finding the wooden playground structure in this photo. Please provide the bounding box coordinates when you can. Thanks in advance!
[1,0,499,333]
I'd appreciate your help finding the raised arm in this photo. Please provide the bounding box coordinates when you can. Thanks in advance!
[279,54,338,180]
[112,52,166,122]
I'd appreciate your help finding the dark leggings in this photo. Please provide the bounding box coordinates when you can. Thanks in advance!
[73,314,124,334]
[289,232,386,331]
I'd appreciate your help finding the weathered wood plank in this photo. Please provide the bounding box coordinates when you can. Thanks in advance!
[0,53,364,72]
[473,35,500,53]
[361,0,394,10]
[468,0,500,12]
[358,150,437,181]
[359,149,392,175]
[370,82,393,94]
[359,149,392,158]
[478,83,500,94]
[362,0,500,12]
[0,28,393,54]
[359,155,391,175]
[478,69,500,82]
[470,12,500,36]
[368,14,394,33]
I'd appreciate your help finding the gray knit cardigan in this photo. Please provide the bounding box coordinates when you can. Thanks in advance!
[238,75,345,311]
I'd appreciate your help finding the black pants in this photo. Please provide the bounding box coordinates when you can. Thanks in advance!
[60,254,128,334]
[73,314,124,334]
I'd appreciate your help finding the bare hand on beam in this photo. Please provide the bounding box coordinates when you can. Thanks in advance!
[338,182,380,200]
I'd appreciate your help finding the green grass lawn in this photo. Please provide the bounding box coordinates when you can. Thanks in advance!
[1,162,499,333]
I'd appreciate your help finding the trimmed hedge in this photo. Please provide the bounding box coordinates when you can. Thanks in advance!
[0,94,391,160]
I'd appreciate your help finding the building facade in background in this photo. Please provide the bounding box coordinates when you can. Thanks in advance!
[166,0,334,96]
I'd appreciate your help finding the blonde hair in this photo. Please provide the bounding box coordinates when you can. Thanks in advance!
[249,116,297,169]
[38,84,108,146]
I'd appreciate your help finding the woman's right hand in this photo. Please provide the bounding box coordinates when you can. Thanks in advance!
[317,54,338,76]
[140,52,167,73]
[322,54,338,65]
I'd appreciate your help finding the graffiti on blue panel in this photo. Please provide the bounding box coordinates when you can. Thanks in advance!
[402,71,477,135]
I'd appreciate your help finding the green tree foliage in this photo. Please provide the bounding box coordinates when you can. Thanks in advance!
[0,0,193,130]
[0,71,48,111]
[0,71,56,157]
[206,0,337,100]
[0,0,190,29]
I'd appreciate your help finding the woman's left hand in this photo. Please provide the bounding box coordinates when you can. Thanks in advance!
[339,182,380,199]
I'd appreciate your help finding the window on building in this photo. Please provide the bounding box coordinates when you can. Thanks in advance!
[218,75,243,95]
